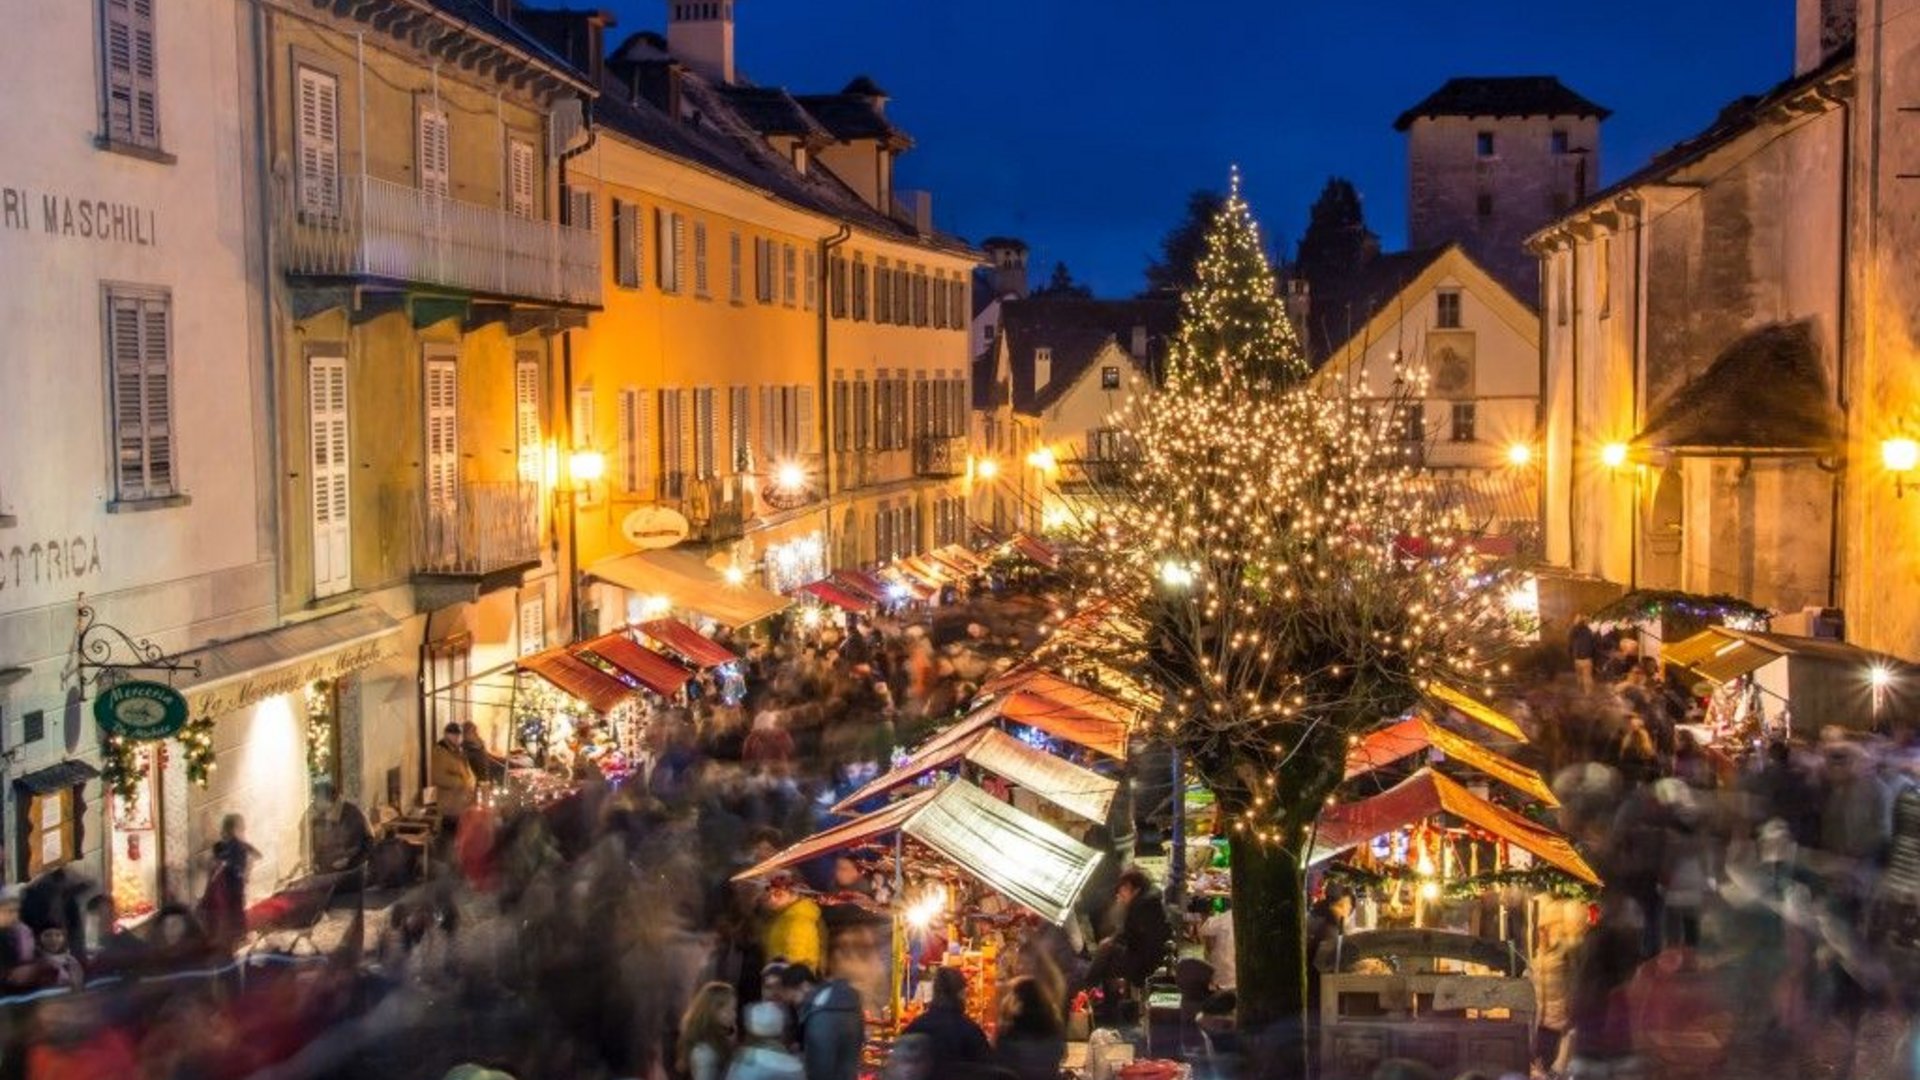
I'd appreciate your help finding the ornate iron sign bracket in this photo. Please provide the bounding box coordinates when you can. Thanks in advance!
[65,595,200,691]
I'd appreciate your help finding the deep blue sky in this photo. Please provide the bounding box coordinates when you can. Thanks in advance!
[601,1,1793,297]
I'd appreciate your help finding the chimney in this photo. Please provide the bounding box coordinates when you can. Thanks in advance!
[1796,0,1856,73]
[666,1,734,84]
[1034,347,1053,395]
[1130,325,1148,361]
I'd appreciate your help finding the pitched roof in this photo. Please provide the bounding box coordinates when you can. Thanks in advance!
[718,85,834,140]
[594,35,972,257]
[1300,246,1451,362]
[997,297,1179,415]
[424,0,595,90]
[1394,75,1610,131]
[1634,320,1840,453]
[794,79,909,145]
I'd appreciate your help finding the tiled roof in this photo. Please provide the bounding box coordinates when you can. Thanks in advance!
[1300,246,1452,363]
[719,85,834,140]
[794,89,908,144]
[594,34,971,257]
[997,297,1179,415]
[1394,76,1610,131]
[1634,320,1839,452]
[424,0,594,88]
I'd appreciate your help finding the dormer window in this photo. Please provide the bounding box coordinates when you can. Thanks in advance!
[792,144,808,174]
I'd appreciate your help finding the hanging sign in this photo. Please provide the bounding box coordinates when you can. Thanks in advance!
[622,507,691,550]
[92,680,190,741]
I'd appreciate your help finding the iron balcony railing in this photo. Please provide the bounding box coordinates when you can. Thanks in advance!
[914,434,969,478]
[280,174,600,307]
[413,481,543,577]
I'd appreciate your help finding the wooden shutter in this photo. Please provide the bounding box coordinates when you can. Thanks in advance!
[616,388,639,494]
[729,386,749,472]
[508,138,536,218]
[423,355,458,509]
[693,222,709,296]
[854,378,871,451]
[694,387,716,479]
[108,289,173,500]
[875,262,890,323]
[417,106,450,197]
[103,0,159,146]
[796,385,817,456]
[729,232,743,302]
[515,355,542,484]
[309,354,352,597]
[783,245,797,306]
[672,213,686,294]
[759,385,777,464]
[804,250,817,311]
[296,67,340,218]
[914,375,932,438]
[613,199,636,287]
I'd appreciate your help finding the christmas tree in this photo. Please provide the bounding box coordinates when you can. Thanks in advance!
[1168,168,1308,388]
[1060,169,1517,1075]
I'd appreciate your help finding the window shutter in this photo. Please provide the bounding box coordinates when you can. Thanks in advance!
[508,139,536,218]
[613,199,636,287]
[875,263,890,323]
[804,250,817,311]
[654,208,669,290]
[515,356,542,484]
[729,386,749,472]
[673,214,687,294]
[831,377,849,452]
[783,244,797,306]
[914,376,931,438]
[296,67,340,218]
[781,386,801,458]
[309,355,352,597]
[729,232,743,302]
[676,388,695,487]
[658,388,682,499]
[108,290,175,501]
[616,388,637,493]
[103,0,159,147]
[694,387,715,479]
[418,107,450,197]
[759,385,777,464]
[423,356,458,509]
[571,383,594,449]
[693,222,709,296]
[796,385,817,456]
[854,379,870,451]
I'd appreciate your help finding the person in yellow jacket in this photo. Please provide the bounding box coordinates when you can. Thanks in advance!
[761,875,826,974]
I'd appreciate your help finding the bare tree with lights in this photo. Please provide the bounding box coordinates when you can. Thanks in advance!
[1055,171,1518,1073]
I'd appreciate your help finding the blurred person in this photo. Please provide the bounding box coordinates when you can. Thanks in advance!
[432,721,477,832]
[0,886,36,989]
[33,925,83,989]
[1611,713,1659,788]
[145,902,212,971]
[901,966,990,1065]
[461,720,507,787]
[761,875,825,974]
[1532,901,1583,1078]
[1307,883,1355,990]
[1819,740,1893,910]
[1082,867,1172,1017]
[881,1034,933,1080]
[307,780,373,876]
[1199,897,1237,992]
[727,1000,805,1080]
[199,811,260,947]
[994,975,1066,1080]
[1569,613,1596,691]
[780,963,864,1080]
[1371,1060,1441,1080]
[1566,899,1643,1080]
[678,981,741,1080]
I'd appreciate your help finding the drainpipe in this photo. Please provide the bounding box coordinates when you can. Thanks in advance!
[246,0,284,600]
[558,117,597,644]
[1630,201,1647,592]
[817,225,852,557]
[1827,92,1852,611]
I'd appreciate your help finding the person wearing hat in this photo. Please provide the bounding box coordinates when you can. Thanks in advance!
[726,1001,805,1080]
[431,721,477,836]
[0,887,35,989]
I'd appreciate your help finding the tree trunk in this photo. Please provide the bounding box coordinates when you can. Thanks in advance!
[1230,806,1317,1080]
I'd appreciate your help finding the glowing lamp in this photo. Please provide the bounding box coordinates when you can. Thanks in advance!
[1505,442,1533,467]
[569,449,606,483]
[722,565,746,586]
[1026,447,1057,472]
[1419,881,1441,901]
[1159,560,1196,590]
[1871,665,1893,689]
[975,457,999,480]
[800,608,822,629]
[640,595,672,618]
[775,461,807,492]
[1600,442,1629,469]
[887,583,912,602]
[1883,438,1919,497]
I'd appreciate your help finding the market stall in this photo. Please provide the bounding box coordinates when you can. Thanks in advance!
[1660,625,1915,738]
[587,547,791,629]
[1345,716,1559,807]
[797,578,876,614]
[831,726,1119,824]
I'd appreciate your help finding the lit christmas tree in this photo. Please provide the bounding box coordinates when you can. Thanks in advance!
[1168,168,1308,389]
[1057,170,1517,1073]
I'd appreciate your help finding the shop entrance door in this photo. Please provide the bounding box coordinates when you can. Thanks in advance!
[107,747,163,929]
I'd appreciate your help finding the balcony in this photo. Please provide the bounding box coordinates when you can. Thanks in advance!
[915,434,969,478]
[412,482,543,592]
[279,174,600,307]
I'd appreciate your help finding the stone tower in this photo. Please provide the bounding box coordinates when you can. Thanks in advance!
[1396,76,1609,298]
[981,237,1030,300]
[666,0,734,84]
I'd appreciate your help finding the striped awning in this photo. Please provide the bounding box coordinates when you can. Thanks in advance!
[799,580,874,613]
[518,647,636,714]
[637,618,737,669]
[832,727,1118,824]
[578,633,694,697]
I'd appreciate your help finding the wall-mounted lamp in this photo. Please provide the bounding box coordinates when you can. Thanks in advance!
[974,457,999,480]
[1600,442,1629,470]
[1505,442,1534,467]
[1882,437,1918,497]
[1026,446,1057,473]
[568,449,607,484]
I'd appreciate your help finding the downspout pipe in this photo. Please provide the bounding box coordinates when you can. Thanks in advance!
[559,116,597,644]
[817,225,852,550]
[1827,92,1852,610]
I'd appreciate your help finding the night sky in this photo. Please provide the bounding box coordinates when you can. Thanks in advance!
[598,1,1793,297]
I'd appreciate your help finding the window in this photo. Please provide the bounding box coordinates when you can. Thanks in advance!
[423,350,458,511]
[853,376,872,450]
[756,238,777,304]
[1401,402,1426,445]
[804,250,818,311]
[507,138,536,218]
[615,387,647,495]
[875,260,892,323]
[693,222,709,296]
[896,269,912,327]
[1476,191,1494,218]
[728,386,750,471]
[952,278,968,328]
[1451,402,1477,443]
[417,104,450,197]
[21,709,44,745]
[294,66,340,218]
[658,209,685,293]
[1100,365,1121,390]
[831,374,849,452]
[104,286,175,503]
[1436,290,1462,329]
[564,184,596,233]
[309,353,351,598]
[914,375,931,439]
[518,594,546,656]
[23,784,78,878]
[914,270,930,327]
[693,387,717,479]
[852,257,869,321]
[829,254,848,318]
[1476,130,1495,157]
[728,232,743,302]
[613,199,641,289]
[515,354,542,484]
[101,0,160,149]
[1551,129,1570,155]
[782,244,797,306]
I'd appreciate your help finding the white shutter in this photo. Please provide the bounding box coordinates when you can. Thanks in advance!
[797,385,817,456]
[518,595,546,656]
[296,67,340,218]
[103,0,159,147]
[508,138,536,218]
[309,355,352,597]
[418,107,450,197]
[107,290,174,500]
[423,356,458,509]
[515,356,542,484]
[673,213,687,294]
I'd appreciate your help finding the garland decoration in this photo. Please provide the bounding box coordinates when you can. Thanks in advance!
[101,734,142,801]
[179,715,216,786]
[306,679,335,782]
[1325,861,1600,902]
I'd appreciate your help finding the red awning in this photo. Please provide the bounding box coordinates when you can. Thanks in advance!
[732,789,936,880]
[1312,769,1597,884]
[1012,533,1061,569]
[832,569,893,603]
[984,667,1139,728]
[518,647,636,714]
[637,618,737,669]
[799,580,873,613]
[579,633,694,697]
[1391,533,1520,560]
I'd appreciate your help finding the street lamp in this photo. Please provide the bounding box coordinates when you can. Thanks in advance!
[1882,437,1918,497]
[569,449,606,484]
[975,457,999,480]
[1600,442,1629,469]
[1505,442,1534,467]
